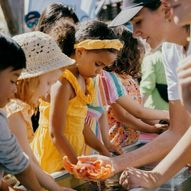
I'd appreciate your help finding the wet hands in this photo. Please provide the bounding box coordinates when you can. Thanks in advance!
[105,142,123,156]
[154,123,169,133]
[63,155,113,181]
[119,168,160,189]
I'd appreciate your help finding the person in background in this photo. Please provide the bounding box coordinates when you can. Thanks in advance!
[106,26,167,148]
[140,48,169,110]
[37,3,79,34]
[24,11,40,32]
[6,31,75,191]
[0,33,45,191]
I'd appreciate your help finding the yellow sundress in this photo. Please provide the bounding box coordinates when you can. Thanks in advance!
[31,69,95,173]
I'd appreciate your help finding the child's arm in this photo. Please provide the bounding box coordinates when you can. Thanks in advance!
[116,95,169,120]
[0,113,43,191]
[8,113,74,191]
[111,103,166,133]
[15,165,46,191]
[8,113,39,164]
[98,112,123,155]
[50,79,78,164]
[83,122,111,157]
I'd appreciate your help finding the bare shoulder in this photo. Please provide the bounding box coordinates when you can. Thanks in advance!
[8,111,26,129]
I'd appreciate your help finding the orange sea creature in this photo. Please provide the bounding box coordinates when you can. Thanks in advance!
[63,156,112,180]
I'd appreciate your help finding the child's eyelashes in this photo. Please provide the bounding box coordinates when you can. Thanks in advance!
[135,20,142,25]
[11,80,17,84]
[95,62,101,67]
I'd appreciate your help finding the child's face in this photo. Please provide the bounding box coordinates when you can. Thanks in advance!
[32,69,62,104]
[0,67,21,107]
[76,49,117,78]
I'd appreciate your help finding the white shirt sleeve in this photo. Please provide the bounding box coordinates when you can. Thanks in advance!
[162,43,184,100]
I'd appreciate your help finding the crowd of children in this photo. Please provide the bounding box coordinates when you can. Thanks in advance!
[1,0,191,190]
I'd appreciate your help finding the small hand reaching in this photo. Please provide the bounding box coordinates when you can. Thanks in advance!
[105,142,123,155]
[154,123,169,133]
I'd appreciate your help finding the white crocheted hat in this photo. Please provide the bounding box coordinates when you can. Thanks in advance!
[13,31,75,79]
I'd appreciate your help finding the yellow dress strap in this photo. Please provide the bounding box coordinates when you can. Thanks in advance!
[62,69,95,104]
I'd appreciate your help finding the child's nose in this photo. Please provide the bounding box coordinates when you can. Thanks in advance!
[13,84,17,94]
[96,68,103,75]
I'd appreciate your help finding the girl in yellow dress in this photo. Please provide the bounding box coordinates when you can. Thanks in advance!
[31,20,123,173]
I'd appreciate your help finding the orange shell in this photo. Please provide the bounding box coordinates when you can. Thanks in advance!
[63,156,112,180]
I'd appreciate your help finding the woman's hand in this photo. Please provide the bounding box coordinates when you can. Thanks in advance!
[119,168,160,189]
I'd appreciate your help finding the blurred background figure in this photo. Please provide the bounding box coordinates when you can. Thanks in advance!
[24,11,40,31]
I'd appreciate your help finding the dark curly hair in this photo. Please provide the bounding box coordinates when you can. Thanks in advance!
[105,26,144,79]
[48,20,75,57]
[75,20,119,53]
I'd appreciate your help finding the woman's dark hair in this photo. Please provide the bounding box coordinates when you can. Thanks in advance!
[75,20,119,53]
[142,0,161,11]
[37,3,79,33]
[0,33,26,71]
[48,20,76,57]
[105,26,144,79]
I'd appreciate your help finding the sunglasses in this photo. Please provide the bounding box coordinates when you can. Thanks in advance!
[26,19,39,29]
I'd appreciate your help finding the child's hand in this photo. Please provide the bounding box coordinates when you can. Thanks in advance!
[63,155,114,181]
[154,123,169,133]
[78,154,115,179]
[99,148,111,157]
[105,142,123,155]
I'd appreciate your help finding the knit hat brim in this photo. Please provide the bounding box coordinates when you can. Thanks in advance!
[19,53,75,79]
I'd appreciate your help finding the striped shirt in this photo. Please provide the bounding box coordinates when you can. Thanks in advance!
[85,71,126,145]
[0,109,29,181]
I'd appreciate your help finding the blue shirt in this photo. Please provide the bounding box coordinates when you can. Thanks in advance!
[0,110,29,181]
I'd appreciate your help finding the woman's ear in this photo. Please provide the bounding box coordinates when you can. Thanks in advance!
[161,1,173,22]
